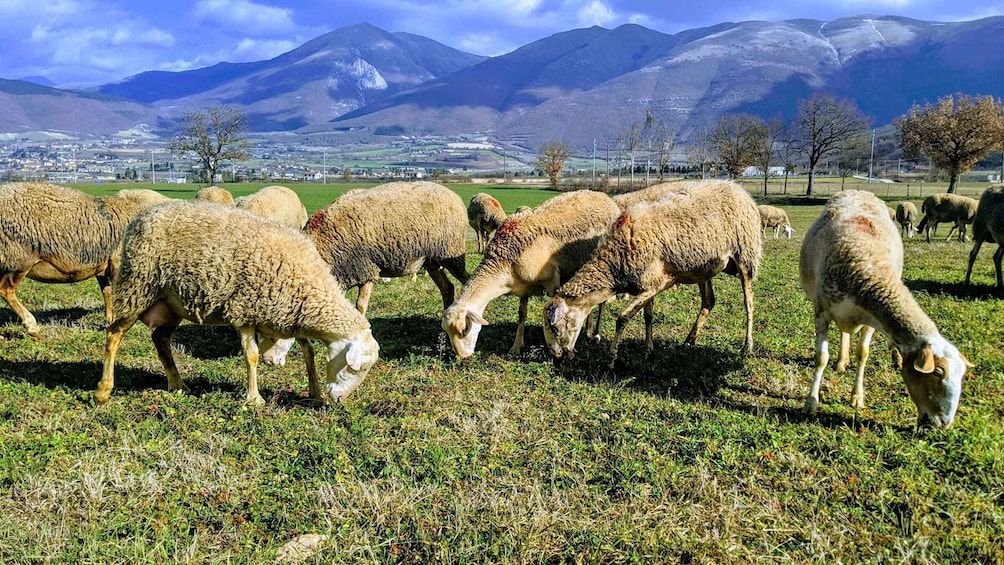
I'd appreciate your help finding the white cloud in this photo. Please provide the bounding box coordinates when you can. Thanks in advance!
[577,0,617,26]
[193,0,297,34]
[231,38,299,61]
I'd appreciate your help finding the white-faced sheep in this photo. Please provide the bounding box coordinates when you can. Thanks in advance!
[916,193,979,242]
[963,185,1004,291]
[195,186,234,204]
[0,182,171,338]
[543,180,761,366]
[94,201,379,405]
[235,185,309,230]
[758,204,794,239]
[443,190,620,358]
[799,190,972,428]
[895,201,918,238]
[468,193,507,253]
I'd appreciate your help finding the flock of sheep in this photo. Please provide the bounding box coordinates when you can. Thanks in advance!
[2,177,1000,429]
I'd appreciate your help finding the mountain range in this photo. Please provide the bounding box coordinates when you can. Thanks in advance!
[3,16,1004,151]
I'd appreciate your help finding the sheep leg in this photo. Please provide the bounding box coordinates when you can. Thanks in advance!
[426,265,456,309]
[964,237,985,287]
[643,299,655,353]
[610,288,663,368]
[738,262,755,355]
[850,326,875,409]
[355,282,374,315]
[237,326,266,406]
[944,223,958,242]
[804,316,830,415]
[994,244,1004,290]
[96,274,113,325]
[509,295,529,355]
[0,271,40,338]
[476,229,484,254]
[150,318,188,395]
[835,331,851,372]
[94,316,138,404]
[684,280,716,347]
[585,300,604,342]
[297,338,323,403]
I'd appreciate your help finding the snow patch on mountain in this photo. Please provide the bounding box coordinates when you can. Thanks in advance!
[336,58,388,90]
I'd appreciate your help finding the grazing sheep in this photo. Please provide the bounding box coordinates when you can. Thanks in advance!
[758,204,794,240]
[468,193,507,253]
[611,182,684,210]
[514,205,532,214]
[443,190,620,358]
[235,185,309,229]
[195,186,234,204]
[0,182,171,338]
[799,190,972,428]
[94,201,379,405]
[963,185,1004,290]
[916,193,979,242]
[543,180,761,365]
[895,201,918,238]
[305,181,469,314]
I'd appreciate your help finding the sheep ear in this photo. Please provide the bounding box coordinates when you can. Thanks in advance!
[913,344,936,374]
[960,352,974,369]
[345,339,364,371]
[548,302,567,326]
[467,311,489,326]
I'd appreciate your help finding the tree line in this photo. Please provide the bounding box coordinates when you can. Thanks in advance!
[536,92,1004,195]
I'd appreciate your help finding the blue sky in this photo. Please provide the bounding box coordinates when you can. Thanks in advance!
[1,0,999,87]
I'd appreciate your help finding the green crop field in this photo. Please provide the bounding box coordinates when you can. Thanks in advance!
[0,180,1001,563]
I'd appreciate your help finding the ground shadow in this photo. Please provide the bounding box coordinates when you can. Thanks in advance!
[172,325,242,359]
[905,278,1003,301]
[0,359,239,398]
[369,315,448,360]
[0,306,100,329]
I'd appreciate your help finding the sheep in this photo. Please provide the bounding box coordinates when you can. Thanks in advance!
[758,204,794,240]
[963,185,1004,291]
[514,205,532,214]
[916,193,979,242]
[468,193,507,253]
[235,185,309,230]
[195,185,234,204]
[895,201,918,238]
[543,180,761,366]
[799,190,972,428]
[94,200,380,405]
[442,190,620,358]
[611,182,684,210]
[304,181,469,314]
[0,182,171,338]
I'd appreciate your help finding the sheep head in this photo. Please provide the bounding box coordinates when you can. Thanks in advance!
[324,329,380,403]
[441,304,488,358]
[901,340,972,429]
[543,297,588,359]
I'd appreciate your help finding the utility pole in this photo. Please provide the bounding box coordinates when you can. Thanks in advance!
[592,138,596,187]
[323,148,327,184]
[150,149,155,183]
[868,129,876,183]
[503,146,507,182]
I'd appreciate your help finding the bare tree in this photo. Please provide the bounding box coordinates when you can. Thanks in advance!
[622,122,642,187]
[534,140,573,190]
[835,133,871,190]
[687,128,715,179]
[794,93,869,196]
[748,116,784,196]
[654,124,676,183]
[896,93,1004,194]
[711,113,763,179]
[168,106,251,185]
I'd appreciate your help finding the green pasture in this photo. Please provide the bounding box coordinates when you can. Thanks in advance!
[0,179,1001,562]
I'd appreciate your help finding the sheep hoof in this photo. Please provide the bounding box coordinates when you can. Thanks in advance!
[835,362,848,372]
[94,389,111,405]
[508,345,522,356]
[803,397,819,415]
[247,394,266,406]
[850,394,865,410]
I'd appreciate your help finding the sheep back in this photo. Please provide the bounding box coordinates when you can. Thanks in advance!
[611,182,685,210]
[195,186,235,204]
[305,181,468,288]
[235,185,309,229]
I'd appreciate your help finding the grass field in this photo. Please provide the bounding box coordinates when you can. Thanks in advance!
[0,179,1002,563]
